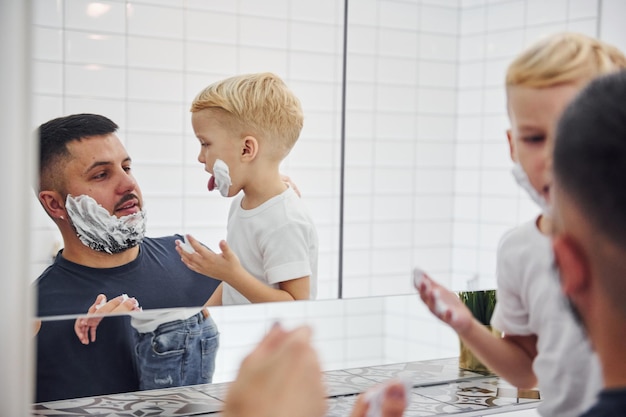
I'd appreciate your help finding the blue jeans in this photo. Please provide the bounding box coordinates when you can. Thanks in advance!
[134,310,219,390]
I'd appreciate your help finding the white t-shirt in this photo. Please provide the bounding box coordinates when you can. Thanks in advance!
[222,186,318,305]
[491,218,602,417]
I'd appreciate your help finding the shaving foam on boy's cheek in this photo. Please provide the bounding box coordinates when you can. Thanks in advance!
[511,163,550,213]
[212,159,232,197]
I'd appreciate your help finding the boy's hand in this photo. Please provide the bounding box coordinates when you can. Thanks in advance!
[176,235,243,284]
[74,294,140,345]
[413,268,474,336]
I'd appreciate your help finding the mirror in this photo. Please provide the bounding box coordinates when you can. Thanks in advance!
[30,0,605,406]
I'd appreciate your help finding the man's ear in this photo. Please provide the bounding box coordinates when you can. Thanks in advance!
[241,136,258,162]
[38,190,66,220]
[552,235,590,298]
[506,129,516,162]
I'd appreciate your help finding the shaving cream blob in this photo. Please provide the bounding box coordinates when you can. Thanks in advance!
[213,159,232,197]
[511,162,550,213]
[65,194,147,254]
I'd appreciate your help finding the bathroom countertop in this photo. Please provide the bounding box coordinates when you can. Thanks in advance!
[32,357,540,416]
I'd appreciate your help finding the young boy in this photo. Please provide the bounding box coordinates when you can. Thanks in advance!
[416,32,626,417]
[177,72,318,305]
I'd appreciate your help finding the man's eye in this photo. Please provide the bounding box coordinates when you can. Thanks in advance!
[93,172,107,180]
[123,166,132,172]
[523,135,545,143]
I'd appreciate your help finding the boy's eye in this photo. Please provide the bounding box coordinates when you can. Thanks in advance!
[523,135,545,143]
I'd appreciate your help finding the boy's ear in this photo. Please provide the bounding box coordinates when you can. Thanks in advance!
[506,129,516,162]
[38,190,66,220]
[552,234,590,299]
[241,136,258,161]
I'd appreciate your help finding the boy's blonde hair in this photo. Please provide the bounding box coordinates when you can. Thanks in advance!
[190,72,303,160]
[506,32,626,88]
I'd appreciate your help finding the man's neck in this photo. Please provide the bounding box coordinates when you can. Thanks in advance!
[593,313,626,389]
[60,241,140,268]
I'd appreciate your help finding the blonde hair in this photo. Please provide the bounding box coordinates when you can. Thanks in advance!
[190,72,303,160]
[506,32,626,88]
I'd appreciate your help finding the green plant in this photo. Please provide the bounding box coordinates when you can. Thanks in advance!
[458,290,497,325]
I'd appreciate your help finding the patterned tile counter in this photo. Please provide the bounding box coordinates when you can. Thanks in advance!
[32,357,540,416]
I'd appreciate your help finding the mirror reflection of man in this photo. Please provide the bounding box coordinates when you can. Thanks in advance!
[551,70,626,415]
[34,113,220,402]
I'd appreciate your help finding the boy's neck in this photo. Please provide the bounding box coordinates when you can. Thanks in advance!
[240,168,287,210]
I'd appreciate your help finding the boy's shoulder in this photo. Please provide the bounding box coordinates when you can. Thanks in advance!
[497,218,547,255]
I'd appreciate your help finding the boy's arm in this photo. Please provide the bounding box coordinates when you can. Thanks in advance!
[178,237,310,303]
[416,272,537,389]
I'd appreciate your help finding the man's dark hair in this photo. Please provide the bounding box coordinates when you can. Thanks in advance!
[38,113,118,190]
[554,69,626,248]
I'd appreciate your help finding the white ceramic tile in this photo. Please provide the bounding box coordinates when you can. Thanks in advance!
[479,196,519,224]
[31,95,64,130]
[484,58,510,88]
[343,222,372,249]
[456,115,483,142]
[600,0,626,52]
[526,0,567,25]
[346,26,377,55]
[125,132,184,164]
[479,223,513,250]
[378,1,419,30]
[419,33,458,61]
[420,5,459,35]
[65,31,125,65]
[32,27,63,61]
[127,101,184,132]
[414,169,454,195]
[416,143,455,168]
[459,33,486,61]
[482,114,510,141]
[376,84,417,112]
[371,248,412,275]
[346,314,384,338]
[127,3,183,38]
[417,115,456,141]
[455,143,481,168]
[343,196,372,226]
[348,0,377,25]
[374,139,415,166]
[185,9,237,43]
[65,0,126,33]
[289,51,339,82]
[140,195,184,227]
[343,250,373,277]
[481,142,512,168]
[378,29,418,58]
[568,0,598,19]
[485,29,523,59]
[480,169,518,197]
[346,55,377,83]
[486,0,525,32]
[461,0,487,7]
[413,222,453,246]
[299,110,339,139]
[239,0,289,19]
[419,61,457,88]
[454,195,480,221]
[453,221,480,246]
[524,23,568,46]
[345,84,375,112]
[185,0,237,13]
[414,195,454,220]
[460,6,485,35]
[457,62,485,89]
[457,89,484,115]
[566,18,598,37]
[372,222,413,247]
[239,16,288,49]
[185,42,237,74]
[372,168,415,195]
[238,46,288,76]
[65,64,125,98]
[372,194,414,221]
[127,69,183,102]
[32,0,63,27]
[410,247,452,273]
[291,0,342,24]
[127,36,184,70]
[451,247,479,274]
[483,86,506,114]
[63,97,127,127]
[417,88,456,115]
[134,164,184,195]
[454,169,481,194]
[377,57,418,85]
[290,21,339,54]
[375,113,417,140]
[32,61,63,95]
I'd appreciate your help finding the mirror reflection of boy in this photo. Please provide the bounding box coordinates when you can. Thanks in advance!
[176,72,319,306]
[416,32,626,417]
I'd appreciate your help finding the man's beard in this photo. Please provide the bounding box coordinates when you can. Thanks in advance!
[65,194,147,254]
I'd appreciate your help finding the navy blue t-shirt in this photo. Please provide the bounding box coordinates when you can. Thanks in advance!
[35,235,220,403]
[580,388,626,416]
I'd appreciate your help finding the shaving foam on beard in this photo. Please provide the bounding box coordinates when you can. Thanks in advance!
[210,159,232,197]
[65,194,147,254]
[511,162,550,214]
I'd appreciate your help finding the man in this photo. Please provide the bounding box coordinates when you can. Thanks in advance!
[551,69,626,415]
[35,114,220,402]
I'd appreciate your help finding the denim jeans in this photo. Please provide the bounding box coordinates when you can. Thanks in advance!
[134,310,219,390]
